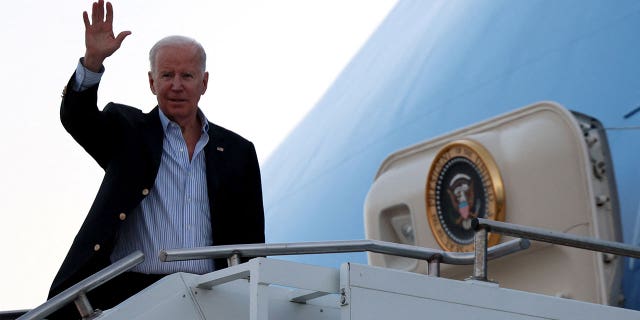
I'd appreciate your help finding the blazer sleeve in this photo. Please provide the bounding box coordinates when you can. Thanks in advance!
[60,73,121,169]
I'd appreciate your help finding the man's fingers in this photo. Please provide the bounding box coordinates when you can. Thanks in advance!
[115,31,132,46]
[91,2,99,25]
[91,0,106,25]
[96,0,105,22]
[105,1,114,25]
[83,0,130,61]
[83,11,90,28]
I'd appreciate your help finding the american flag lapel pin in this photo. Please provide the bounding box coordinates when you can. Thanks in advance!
[217,147,224,152]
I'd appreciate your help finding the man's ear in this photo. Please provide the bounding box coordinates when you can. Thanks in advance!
[201,71,209,94]
[148,71,157,95]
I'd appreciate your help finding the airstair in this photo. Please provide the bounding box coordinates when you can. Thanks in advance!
[16,218,640,320]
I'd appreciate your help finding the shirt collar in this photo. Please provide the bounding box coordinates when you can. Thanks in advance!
[158,108,210,134]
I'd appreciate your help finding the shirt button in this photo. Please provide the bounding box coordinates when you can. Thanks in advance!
[119,213,127,221]
[142,188,150,196]
[94,244,101,252]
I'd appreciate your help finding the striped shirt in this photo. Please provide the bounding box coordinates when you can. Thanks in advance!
[73,60,214,274]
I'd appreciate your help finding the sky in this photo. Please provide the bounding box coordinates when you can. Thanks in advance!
[0,0,397,310]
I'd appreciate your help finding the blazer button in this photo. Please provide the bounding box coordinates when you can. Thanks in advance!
[142,188,149,196]
[94,244,101,252]
[119,213,127,221]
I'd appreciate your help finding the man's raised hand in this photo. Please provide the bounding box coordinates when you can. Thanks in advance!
[82,0,131,72]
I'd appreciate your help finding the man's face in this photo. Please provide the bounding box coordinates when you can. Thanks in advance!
[148,44,209,123]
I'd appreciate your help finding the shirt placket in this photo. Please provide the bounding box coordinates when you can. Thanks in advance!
[167,124,193,248]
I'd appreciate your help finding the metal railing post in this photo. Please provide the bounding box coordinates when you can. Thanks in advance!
[427,255,441,277]
[73,292,100,319]
[472,228,488,281]
[227,253,241,267]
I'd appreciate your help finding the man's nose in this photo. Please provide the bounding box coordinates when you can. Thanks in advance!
[171,76,183,89]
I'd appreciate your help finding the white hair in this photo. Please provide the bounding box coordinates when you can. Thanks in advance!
[149,35,207,72]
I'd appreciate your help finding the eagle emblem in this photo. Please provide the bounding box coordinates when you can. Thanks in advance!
[447,173,479,230]
[426,139,505,252]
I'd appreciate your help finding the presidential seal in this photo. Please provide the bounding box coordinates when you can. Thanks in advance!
[426,139,505,252]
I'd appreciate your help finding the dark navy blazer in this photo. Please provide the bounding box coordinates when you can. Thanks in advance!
[49,75,265,297]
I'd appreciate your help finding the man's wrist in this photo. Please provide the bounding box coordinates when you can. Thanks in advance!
[73,58,104,92]
[81,55,105,73]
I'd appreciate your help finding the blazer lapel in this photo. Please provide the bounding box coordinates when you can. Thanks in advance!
[142,107,164,179]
